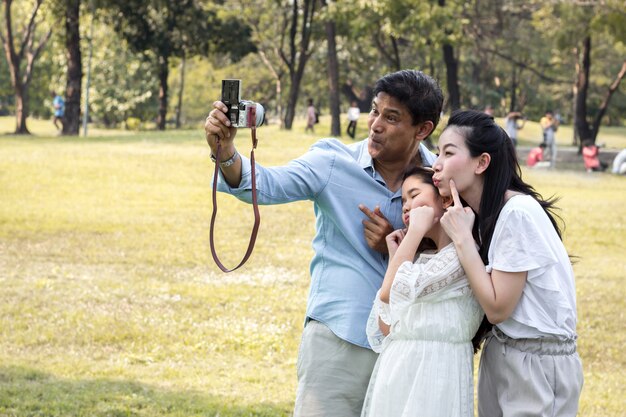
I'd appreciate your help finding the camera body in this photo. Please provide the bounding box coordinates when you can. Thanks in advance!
[221,79,265,128]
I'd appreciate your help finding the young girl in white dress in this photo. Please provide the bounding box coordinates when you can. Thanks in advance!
[361,166,483,417]
[434,110,583,416]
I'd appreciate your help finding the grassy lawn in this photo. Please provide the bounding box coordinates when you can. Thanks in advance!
[1,115,625,416]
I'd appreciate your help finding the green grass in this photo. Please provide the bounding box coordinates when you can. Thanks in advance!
[1,114,625,416]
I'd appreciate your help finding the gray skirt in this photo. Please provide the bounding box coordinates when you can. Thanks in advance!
[478,327,584,417]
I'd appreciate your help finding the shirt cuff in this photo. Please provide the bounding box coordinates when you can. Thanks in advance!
[215,154,253,196]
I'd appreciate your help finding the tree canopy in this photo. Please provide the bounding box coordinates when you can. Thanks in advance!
[0,0,624,136]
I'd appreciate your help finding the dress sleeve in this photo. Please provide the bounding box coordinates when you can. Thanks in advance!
[366,290,391,353]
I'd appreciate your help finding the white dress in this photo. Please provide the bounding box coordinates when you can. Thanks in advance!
[361,243,483,417]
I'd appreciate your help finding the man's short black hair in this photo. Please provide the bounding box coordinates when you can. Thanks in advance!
[373,69,444,130]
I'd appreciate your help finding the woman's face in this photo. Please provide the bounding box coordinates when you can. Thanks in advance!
[432,127,482,201]
[401,175,443,227]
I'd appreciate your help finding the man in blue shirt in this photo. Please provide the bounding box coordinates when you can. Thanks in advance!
[51,91,65,130]
[205,70,443,416]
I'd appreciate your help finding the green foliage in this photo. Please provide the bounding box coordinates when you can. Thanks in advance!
[0,53,13,114]
[98,0,205,58]
[87,0,256,128]
[0,0,57,119]
[85,24,159,127]
[528,0,626,124]
[167,54,276,125]
[27,27,69,119]
[1,0,625,132]
[125,117,142,130]
[599,0,626,43]
[97,0,254,61]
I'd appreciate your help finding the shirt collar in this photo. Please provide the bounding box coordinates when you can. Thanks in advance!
[357,140,374,170]
[357,141,436,172]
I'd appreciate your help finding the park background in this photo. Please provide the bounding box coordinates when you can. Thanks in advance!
[1,1,625,416]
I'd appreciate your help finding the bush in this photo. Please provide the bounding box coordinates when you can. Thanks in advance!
[125,117,142,131]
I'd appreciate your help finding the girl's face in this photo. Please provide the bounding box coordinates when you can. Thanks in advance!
[432,127,482,201]
[401,175,443,227]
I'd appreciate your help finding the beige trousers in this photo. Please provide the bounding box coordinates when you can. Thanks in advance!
[293,320,378,417]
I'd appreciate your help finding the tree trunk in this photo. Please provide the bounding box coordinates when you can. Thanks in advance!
[257,49,283,128]
[509,65,517,112]
[442,43,460,111]
[63,0,82,135]
[1,0,50,135]
[275,78,282,127]
[429,51,436,85]
[439,0,459,111]
[325,18,340,136]
[15,85,30,134]
[157,54,169,130]
[591,60,626,141]
[574,36,592,146]
[341,81,373,112]
[571,68,579,146]
[2,0,28,134]
[390,36,400,71]
[373,33,401,71]
[281,0,316,130]
[175,54,186,129]
[284,68,305,130]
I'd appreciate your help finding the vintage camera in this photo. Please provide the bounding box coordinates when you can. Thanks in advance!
[221,79,265,128]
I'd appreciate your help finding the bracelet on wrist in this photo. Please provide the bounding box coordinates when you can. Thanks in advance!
[210,150,239,167]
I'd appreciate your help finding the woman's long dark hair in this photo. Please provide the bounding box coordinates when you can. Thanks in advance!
[445,110,564,352]
[446,110,563,260]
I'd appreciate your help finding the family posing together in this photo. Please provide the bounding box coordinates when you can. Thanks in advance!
[205,70,583,416]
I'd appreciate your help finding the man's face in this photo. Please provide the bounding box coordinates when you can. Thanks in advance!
[367,92,427,163]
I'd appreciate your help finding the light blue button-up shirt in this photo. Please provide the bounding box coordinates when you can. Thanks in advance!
[217,138,436,348]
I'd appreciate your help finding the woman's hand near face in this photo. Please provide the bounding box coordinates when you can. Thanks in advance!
[441,180,528,324]
[440,180,475,245]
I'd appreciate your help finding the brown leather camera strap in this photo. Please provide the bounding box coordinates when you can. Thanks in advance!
[209,113,260,272]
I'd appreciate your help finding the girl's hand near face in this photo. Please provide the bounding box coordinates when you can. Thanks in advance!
[385,229,406,260]
[407,206,436,237]
[440,180,475,246]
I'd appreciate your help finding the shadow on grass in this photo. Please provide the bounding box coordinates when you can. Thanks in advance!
[0,366,291,417]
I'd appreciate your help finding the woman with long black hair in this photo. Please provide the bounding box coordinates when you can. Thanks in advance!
[433,110,583,416]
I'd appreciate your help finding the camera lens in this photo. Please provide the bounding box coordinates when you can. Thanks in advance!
[254,103,265,127]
